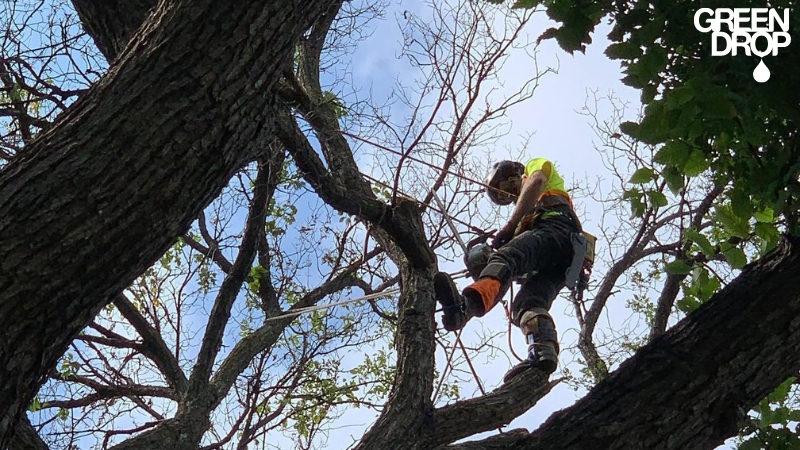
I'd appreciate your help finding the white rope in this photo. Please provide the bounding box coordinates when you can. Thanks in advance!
[263,288,400,322]
[263,269,471,323]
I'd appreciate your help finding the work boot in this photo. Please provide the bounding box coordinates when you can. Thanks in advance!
[433,272,489,331]
[503,309,559,382]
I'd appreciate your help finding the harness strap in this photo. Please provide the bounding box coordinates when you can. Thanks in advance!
[515,202,581,235]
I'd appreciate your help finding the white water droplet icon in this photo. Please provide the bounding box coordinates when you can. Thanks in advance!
[753,59,770,82]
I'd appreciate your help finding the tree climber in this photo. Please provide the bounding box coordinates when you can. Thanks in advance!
[434,158,584,382]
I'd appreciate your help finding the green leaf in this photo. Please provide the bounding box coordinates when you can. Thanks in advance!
[636,109,667,144]
[754,207,775,223]
[654,141,690,166]
[676,295,701,313]
[622,188,641,199]
[647,190,668,208]
[662,166,684,194]
[755,222,780,255]
[629,167,656,184]
[630,196,646,218]
[684,228,714,256]
[701,276,721,299]
[683,149,710,177]
[714,205,750,239]
[788,409,800,422]
[759,400,774,426]
[769,377,795,403]
[665,259,692,275]
[721,244,747,269]
[638,45,668,82]
[637,16,665,44]
[664,87,693,108]
[605,42,641,60]
[641,84,658,104]
[619,121,639,137]
[772,406,791,425]
[322,90,347,118]
[28,397,42,412]
[693,268,720,300]
[697,94,737,119]
[729,188,752,220]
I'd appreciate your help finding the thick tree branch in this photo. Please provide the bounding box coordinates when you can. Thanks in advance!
[188,152,284,395]
[113,294,187,395]
[650,184,723,341]
[354,259,437,450]
[49,372,176,402]
[8,415,49,450]
[440,429,530,450]
[275,107,434,269]
[428,373,560,447]
[648,272,687,341]
[70,0,157,62]
[298,0,344,89]
[281,13,441,440]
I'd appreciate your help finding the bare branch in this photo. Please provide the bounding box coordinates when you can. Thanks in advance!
[113,294,187,394]
[188,150,285,393]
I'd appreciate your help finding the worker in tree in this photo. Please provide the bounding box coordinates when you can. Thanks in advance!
[434,158,583,381]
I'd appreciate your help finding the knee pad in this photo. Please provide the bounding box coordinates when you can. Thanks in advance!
[479,262,511,284]
[519,308,555,338]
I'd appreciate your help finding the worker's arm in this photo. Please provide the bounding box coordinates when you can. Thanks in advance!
[493,170,547,248]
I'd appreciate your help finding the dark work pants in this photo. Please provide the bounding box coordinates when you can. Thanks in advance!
[483,207,580,326]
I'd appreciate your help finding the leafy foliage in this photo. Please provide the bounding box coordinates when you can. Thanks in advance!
[512,0,799,238]
[737,378,800,450]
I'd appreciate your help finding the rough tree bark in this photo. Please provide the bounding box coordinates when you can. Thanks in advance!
[0,0,338,445]
[8,416,48,450]
[71,0,158,62]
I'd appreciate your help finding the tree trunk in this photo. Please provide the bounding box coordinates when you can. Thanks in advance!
[70,0,157,61]
[0,0,337,445]
[8,416,48,450]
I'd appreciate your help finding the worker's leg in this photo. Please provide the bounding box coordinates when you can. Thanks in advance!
[470,216,574,313]
[503,271,564,381]
[435,213,575,332]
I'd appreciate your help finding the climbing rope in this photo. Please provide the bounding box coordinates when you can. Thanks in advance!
[263,269,471,323]
[343,131,501,195]
[263,288,400,323]
[433,326,465,402]
[505,285,525,362]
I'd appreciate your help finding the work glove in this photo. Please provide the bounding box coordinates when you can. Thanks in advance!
[491,224,516,249]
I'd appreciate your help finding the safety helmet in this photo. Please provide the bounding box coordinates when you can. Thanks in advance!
[485,160,525,205]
